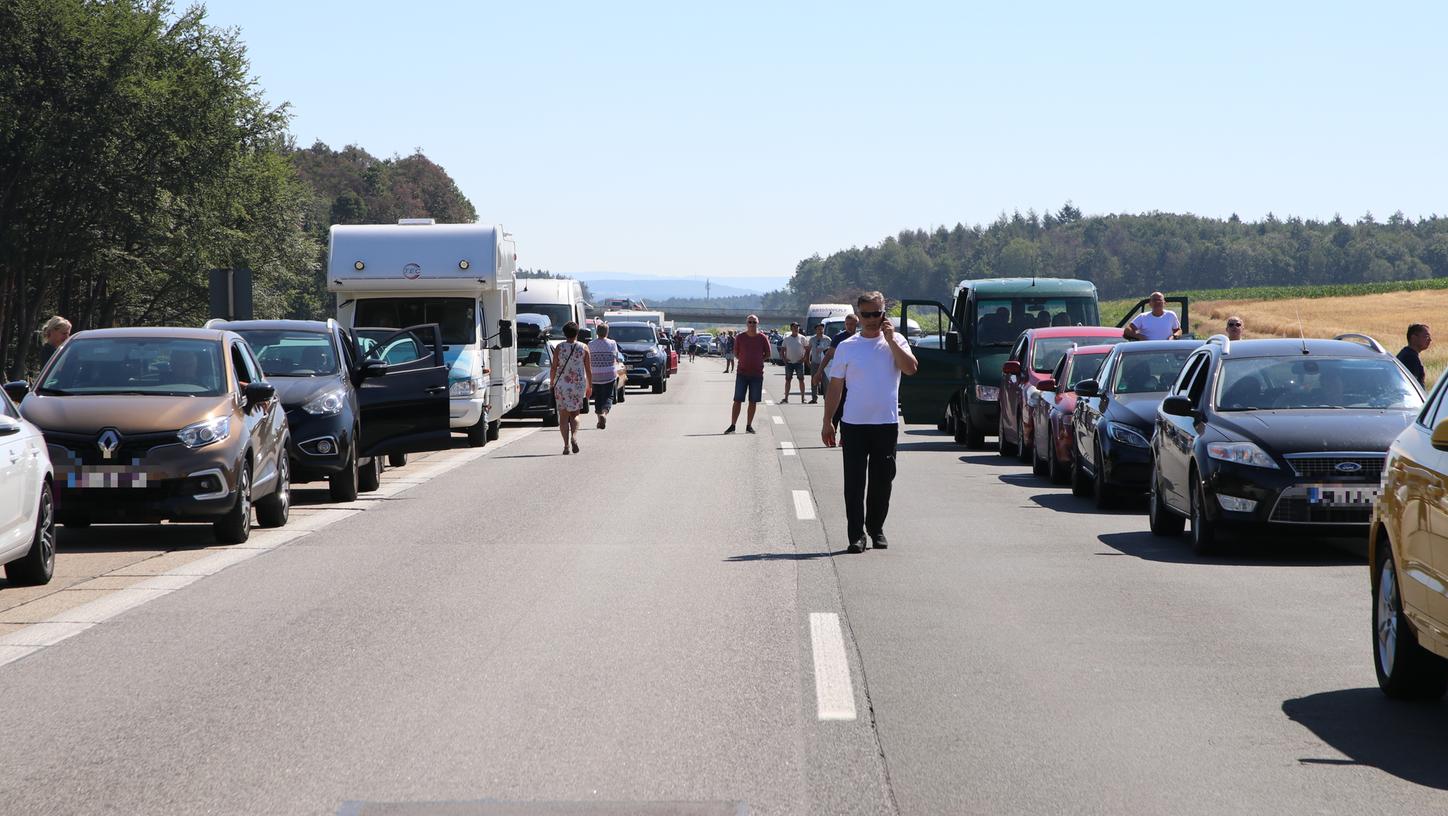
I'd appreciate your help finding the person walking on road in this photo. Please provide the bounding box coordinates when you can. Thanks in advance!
[1225,315,1244,341]
[780,322,808,403]
[821,293,917,553]
[821,313,858,429]
[806,323,830,403]
[551,321,592,454]
[588,322,620,429]
[1123,292,1182,341]
[723,331,736,373]
[726,316,771,434]
[1398,323,1431,387]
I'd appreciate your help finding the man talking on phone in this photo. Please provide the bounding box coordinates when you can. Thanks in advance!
[821,291,918,553]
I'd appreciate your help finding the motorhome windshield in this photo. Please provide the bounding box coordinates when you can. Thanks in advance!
[354,298,476,346]
[975,297,1099,346]
[40,337,227,396]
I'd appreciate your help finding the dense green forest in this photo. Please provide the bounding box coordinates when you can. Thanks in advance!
[0,0,478,378]
[784,205,1448,307]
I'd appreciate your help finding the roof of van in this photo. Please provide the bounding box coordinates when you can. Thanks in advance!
[954,277,1098,297]
[327,222,512,292]
[517,278,581,303]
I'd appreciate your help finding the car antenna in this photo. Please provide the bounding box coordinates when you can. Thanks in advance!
[1295,306,1308,355]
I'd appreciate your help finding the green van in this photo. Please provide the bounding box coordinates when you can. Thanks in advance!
[900,278,1100,448]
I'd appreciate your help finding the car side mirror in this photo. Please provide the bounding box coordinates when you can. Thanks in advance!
[1039,378,1056,393]
[498,320,513,349]
[3,380,30,404]
[1075,379,1099,398]
[1002,360,1022,377]
[1162,395,1195,418]
[945,331,960,353]
[0,415,21,437]
[1433,418,1448,452]
[357,359,388,381]
[244,381,276,406]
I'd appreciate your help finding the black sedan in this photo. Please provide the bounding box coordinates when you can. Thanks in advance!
[1147,335,1425,554]
[1072,340,1203,507]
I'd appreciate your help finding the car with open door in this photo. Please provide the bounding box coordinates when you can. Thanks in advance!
[1028,343,1115,483]
[0,383,55,585]
[997,326,1125,462]
[1072,339,1203,507]
[1149,334,1423,554]
[214,320,451,502]
[14,327,290,544]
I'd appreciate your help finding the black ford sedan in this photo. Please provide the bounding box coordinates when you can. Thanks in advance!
[1072,340,1203,507]
[1147,335,1425,553]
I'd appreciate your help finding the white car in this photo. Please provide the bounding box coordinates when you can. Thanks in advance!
[0,383,55,585]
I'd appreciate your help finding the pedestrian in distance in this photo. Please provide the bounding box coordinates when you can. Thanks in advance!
[726,315,771,434]
[821,292,918,553]
[1225,315,1244,341]
[821,313,859,430]
[1122,292,1182,341]
[723,331,736,373]
[550,321,593,454]
[36,315,71,376]
[1398,323,1431,387]
[588,322,620,429]
[806,323,830,403]
[780,322,808,403]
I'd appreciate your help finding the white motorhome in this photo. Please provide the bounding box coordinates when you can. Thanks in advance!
[328,220,518,447]
[806,303,854,333]
[517,278,587,340]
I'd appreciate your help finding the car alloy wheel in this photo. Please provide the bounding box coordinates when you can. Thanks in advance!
[1373,542,1448,699]
[1148,466,1185,536]
[1017,417,1030,463]
[215,462,253,545]
[1378,560,1400,679]
[1190,475,1218,555]
[6,482,55,585]
[257,451,290,528]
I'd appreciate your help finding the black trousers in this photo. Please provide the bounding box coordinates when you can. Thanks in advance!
[841,422,898,542]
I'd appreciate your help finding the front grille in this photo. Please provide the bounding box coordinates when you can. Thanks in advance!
[43,429,181,467]
[1269,497,1374,525]
[622,353,646,363]
[1285,454,1384,483]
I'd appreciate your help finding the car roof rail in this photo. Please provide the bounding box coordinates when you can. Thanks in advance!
[1205,333,1230,352]
[203,318,226,329]
[1333,333,1386,354]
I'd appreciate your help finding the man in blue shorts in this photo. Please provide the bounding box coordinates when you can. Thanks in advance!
[726,316,771,434]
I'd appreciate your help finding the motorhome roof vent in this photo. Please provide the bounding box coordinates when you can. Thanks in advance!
[398,218,436,226]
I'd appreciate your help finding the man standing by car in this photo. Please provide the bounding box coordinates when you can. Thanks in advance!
[1398,323,1431,386]
[1123,292,1182,341]
[822,292,917,553]
[780,322,808,403]
[806,323,831,404]
[1225,315,1244,341]
[726,316,770,434]
[588,322,621,428]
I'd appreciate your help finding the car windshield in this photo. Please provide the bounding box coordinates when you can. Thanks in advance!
[1065,352,1109,388]
[1111,349,1197,395]
[610,326,657,343]
[974,297,1100,346]
[1032,336,1122,373]
[40,337,226,396]
[235,330,337,376]
[354,298,475,345]
[1216,356,1424,411]
[520,304,572,338]
[518,343,551,367]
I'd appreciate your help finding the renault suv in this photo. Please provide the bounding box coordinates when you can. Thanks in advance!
[13,327,291,544]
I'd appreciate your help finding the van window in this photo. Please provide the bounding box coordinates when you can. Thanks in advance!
[355,298,476,346]
[975,297,1099,346]
[522,304,574,338]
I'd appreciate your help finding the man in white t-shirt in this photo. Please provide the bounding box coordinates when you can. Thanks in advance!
[1123,291,1182,341]
[587,322,621,429]
[821,292,918,553]
[780,322,808,403]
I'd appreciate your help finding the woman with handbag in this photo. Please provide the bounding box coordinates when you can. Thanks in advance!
[550,321,593,454]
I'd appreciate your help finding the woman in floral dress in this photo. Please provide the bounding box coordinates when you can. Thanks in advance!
[550,321,592,454]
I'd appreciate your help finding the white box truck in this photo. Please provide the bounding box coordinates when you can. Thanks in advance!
[806,303,854,333]
[328,220,518,447]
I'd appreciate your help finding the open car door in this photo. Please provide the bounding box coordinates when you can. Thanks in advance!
[354,324,452,458]
[899,300,966,425]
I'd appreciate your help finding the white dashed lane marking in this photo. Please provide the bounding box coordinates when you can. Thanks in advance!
[792,490,816,520]
[809,612,857,721]
[780,441,796,456]
[772,416,784,425]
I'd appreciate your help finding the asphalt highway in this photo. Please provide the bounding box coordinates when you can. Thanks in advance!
[1,359,1446,815]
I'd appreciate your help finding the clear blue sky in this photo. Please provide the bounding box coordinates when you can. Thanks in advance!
[202,0,1448,281]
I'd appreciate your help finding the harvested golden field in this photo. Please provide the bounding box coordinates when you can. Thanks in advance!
[1187,290,1447,385]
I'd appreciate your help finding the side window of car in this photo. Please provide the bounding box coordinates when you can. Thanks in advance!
[0,391,17,420]
[338,330,358,372]
[1419,376,1448,429]
[1172,354,1205,396]
[241,343,265,384]
[1011,336,1027,364]
[1053,356,1067,385]
[229,343,252,392]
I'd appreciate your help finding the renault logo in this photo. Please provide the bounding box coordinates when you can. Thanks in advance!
[97,429,121,460]
[1335,461,1363,474]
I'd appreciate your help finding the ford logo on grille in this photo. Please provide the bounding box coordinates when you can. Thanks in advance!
[1335,461,1363,474]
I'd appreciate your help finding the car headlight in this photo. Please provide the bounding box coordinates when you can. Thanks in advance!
[177,416,231,449]
[1108,423,1150,447]
[975,385,999,402]
[1207,441,1278,469]
[302,388,347,416]
[646,350,663,361]
[450,377,486,398]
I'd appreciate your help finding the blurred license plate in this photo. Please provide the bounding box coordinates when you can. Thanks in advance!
[66,468,149,489]
[1305,485,1378,506]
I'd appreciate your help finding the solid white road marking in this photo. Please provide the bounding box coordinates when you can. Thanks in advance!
[793,490,816,520]
[780,441,796,456]
[809,612,857,721]
[765,399,775,406]
[772,416,784,425]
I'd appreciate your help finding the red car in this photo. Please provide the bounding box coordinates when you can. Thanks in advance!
[997,326,1125,462]
[1028,343,1116,483]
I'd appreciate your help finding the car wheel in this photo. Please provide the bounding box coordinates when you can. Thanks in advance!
[466,415,489,447]
[542,409,560,427]
[616,387,626,404]
[938,409,949,434]
[329,442,359,502]
[1189,471,1220,555]
[1092,444,1115,509]
[1030,427,1048,476]
[487,419,501,441]
[1374,541,1448,699]
[652,374,665,394]
[388,452,408,468]
[1070,446,1092,497]
[1148,464,1185,536]
[5,482,55,586]
[214,461,252,545]
[1017,417,1031,463]
[358,456,382,493]
[997,414,1016,458]
[256,450,290,529]
[1047,436,1066,485]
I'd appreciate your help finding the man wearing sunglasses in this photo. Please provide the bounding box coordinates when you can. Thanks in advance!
[1225,316,1244,341]
[821,292,918,553]
[726,316,771,434]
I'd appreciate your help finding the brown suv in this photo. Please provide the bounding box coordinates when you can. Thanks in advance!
[9,327,291,544]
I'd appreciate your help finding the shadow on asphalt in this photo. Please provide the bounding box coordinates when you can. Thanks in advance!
[1096,531,1361,566]
[959,454,1018,467]
[55,524,219,553]
[1283,688,1448,789]
[1028,491,1144,516]
[897,440,969,452]
[725,551,845,562]
[997,472,1043,487]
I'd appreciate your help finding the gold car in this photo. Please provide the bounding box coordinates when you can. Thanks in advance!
[1370,376,1448,699]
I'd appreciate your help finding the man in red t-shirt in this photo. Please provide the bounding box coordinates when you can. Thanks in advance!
[726,315,772,434]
